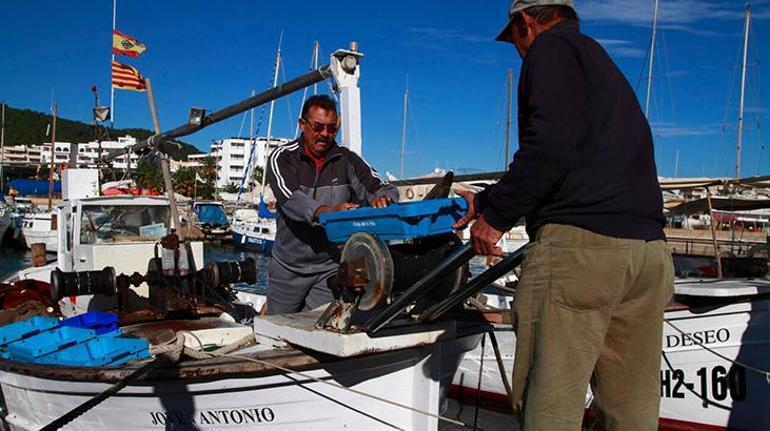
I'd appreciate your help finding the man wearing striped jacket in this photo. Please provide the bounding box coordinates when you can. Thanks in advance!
[266,95,399,314]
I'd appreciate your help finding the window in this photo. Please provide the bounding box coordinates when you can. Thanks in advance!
[79,204,170,244]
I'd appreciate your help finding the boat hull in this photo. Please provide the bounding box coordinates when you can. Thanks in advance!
[0,334,480,431]
[452,291,770,429]
[232,231,274,253]
[21,229,57,253]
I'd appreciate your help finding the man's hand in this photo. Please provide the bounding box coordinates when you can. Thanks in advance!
[314,203,359,220]
[453,188,478,230]
[470,215,504,256]
[370,195,393,209]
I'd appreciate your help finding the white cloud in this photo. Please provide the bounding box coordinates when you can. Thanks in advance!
[651,122,723,138]
[596,38,647,58]
[580,0,770,28]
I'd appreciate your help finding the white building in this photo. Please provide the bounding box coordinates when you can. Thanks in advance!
[190,137,291,190]
[2,136,143,170]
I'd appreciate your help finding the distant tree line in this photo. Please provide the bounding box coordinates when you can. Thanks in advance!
[2,105,201,161]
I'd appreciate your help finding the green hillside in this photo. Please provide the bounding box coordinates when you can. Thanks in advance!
[2,105,201,160]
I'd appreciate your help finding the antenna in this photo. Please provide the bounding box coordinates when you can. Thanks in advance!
[400,75,409,179]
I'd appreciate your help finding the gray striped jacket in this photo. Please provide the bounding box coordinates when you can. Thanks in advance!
[267,139,399,274]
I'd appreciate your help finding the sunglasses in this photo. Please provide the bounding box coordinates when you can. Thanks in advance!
[302,119,338,134]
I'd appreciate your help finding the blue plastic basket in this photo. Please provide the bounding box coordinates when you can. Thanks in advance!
[7,326,96,361]
[60,311,119,335]
[36,336,150,367]
[0,316,59,348]
[319,198,467,243]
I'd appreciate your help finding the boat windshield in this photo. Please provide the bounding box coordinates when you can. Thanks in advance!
[80,204,169,244]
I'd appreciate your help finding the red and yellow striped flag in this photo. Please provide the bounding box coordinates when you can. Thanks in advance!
[112,61,147,92]
[112,29,147,57]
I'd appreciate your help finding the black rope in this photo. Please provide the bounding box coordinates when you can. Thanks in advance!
[472,333,486,430]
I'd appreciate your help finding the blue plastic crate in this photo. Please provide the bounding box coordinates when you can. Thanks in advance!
[36,336,150,367]
[6,326,96,362]
[60,311,119,335]
[0,316,59,348]
[319,198,468,243]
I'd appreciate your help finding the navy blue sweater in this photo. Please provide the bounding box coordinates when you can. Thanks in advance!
[480,20,665,241]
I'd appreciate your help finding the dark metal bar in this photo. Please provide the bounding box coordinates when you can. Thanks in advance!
[103,65,332,162]
[418,245,525,323]
[365,243,476,334]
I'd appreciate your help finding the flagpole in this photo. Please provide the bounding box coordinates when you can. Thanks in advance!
[110,0,117,127]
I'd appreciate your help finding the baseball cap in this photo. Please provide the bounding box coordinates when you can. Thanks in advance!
[495,0,575,43]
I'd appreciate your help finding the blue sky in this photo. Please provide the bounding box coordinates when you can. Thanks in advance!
[1,1,768,179]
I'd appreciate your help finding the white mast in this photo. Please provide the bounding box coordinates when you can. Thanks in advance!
[505,68,513,169]
[0,103,4,194]
[260,33,283,195]
[110,0,117,125]
[645,0,660,118]
[400,78,408,179]
[294,42,320,140]
[313,41,319,96]
[736,2,751,179]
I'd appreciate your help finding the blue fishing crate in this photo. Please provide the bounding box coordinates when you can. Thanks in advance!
[60,311,119,335]
[319,198,467,243]
[6,326,96,362]
[36,336,150,367]
[0,316,59,348]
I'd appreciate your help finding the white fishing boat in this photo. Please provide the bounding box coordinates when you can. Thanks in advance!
[451,276,770,430]
[21,212,57,253]
[0,43,499,431]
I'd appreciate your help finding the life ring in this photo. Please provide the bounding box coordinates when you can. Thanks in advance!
[405,188,414,200]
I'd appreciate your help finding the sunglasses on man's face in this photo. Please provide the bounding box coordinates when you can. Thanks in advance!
[302,119,338,134]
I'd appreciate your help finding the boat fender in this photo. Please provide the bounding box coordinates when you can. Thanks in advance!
[406,188,414,200]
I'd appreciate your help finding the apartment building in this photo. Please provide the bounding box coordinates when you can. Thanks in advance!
[190,137,290,190]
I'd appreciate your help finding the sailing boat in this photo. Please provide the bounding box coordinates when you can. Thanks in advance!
[231,37,288,253]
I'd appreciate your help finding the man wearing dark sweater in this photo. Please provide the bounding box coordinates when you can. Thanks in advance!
[455,1,674,429]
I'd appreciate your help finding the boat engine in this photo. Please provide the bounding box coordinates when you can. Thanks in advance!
[50,232,257,323]
[316,231,467,332]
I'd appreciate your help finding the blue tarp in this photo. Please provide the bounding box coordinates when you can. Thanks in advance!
[258,196,276,219]
[8,179,61,196]
[195,203,229,226]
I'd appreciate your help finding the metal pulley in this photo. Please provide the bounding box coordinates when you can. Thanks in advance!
[338,231,393,311]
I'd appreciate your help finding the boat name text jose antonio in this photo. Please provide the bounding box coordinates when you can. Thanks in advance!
[149,407,276,427]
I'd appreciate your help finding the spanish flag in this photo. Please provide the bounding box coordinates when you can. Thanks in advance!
[112,61,147,92]
[112,29,147,57]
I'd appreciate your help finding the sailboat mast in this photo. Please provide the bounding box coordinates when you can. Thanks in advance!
[294,42,320,140]
[736,2,751,179]
[645,0,659,118]
[0,103,5,194]
[505,68,512,168]
[47,104,57,210]
[400,80,408,179]
[260,35,282,194]
[313,41,319,96]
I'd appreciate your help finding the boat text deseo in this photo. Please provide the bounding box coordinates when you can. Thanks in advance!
[665,328,730,349]
[149,407,276,427]
[661,364,747,402]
